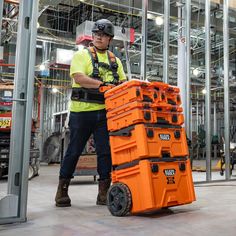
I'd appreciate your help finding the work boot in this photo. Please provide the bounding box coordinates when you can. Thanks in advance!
[55,178,71,207]
[96,179,111,205]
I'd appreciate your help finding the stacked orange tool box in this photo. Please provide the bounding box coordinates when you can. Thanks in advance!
[103,80,196,216]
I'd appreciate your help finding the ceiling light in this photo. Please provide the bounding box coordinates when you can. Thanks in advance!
[155,16,164,26]
[202,88,207,94]
[52,88,58,93]
[193,68,200,76]
[39,64,46,71]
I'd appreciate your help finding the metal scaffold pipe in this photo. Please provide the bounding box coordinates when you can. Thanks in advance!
[185,0,191,139]
[205,0,212,181]
[223,0,230,180]
[0,0,3,44]
[140,0,148,80]
[163,0,170,83]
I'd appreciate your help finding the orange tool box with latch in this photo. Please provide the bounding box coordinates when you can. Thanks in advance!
[107,101,155,131]
[106,102,184,131]
[109,124,189,166]
[152,82,182,106]
[104,80,165,111]
[153,104,184,126]
[107,158,196,216]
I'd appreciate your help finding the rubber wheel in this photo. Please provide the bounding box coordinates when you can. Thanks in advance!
[107,183,132,217]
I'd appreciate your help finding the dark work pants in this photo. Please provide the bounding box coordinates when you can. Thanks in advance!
[60,109,111,180]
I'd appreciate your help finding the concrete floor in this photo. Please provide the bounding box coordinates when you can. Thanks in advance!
[1,164,236,236]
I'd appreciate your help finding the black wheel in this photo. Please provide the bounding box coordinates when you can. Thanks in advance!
[107,182,132,217]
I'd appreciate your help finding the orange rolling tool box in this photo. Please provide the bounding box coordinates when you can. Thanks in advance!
[108,158,195,216]
[102,80,196,216]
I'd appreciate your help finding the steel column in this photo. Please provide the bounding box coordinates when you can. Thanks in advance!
[205,0,212,181]
[196,91,199,159]
[140,0,148,80]
[177,2,187,124]
[124,41,132,80]
[213,93,217,160]
[0,0,39,224]
[185,0,191,138]
[39,85,45,162]
[223,0,230,180]
[163,0,170,83]
[0,0,3,44]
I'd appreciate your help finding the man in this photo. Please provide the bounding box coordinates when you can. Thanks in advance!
[55,19,127,207]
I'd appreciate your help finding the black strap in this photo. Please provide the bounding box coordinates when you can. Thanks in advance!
[107,51,119,84]
[86,47,119,83]
[86,47,101,80]
[114,157,188,171]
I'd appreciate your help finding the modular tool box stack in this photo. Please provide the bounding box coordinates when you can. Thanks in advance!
[104,80,196,216]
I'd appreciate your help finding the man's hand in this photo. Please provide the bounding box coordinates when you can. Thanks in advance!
[99,82,115,92]
[99,82,115,88]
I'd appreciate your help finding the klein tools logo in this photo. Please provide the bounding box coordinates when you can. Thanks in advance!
[159,134,170,141]
[164,169,176,176]
[164,169,176,184]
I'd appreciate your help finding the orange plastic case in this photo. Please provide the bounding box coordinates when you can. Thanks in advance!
[104,80,166,111]
[110,158,196,214]
[109,124,189,166]
[152,82,182,106]
[104,80,182,111]
[106,102,184,131]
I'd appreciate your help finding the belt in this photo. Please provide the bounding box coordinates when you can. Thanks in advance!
[71,87,105,104]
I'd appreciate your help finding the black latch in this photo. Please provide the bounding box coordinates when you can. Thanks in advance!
[144,111,151,120]
[179,162,186,171]
[136,88,140,97]
[162,152,171,158]
[143,95,153,102]
[147,129,154,138]
[167,99,176,105]
[172,114,178,123]
[174,130,181,139]
[151,164,159,173]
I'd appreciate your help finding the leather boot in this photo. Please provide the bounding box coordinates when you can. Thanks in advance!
[96,179,111,205]
[55,178,71,207]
